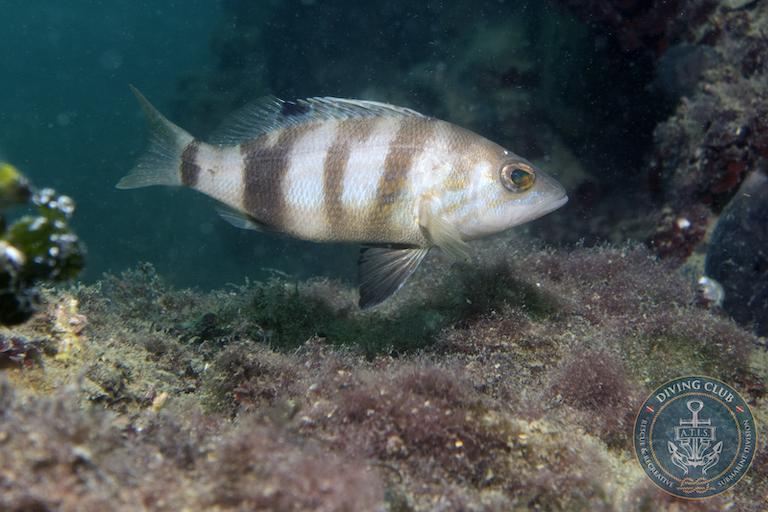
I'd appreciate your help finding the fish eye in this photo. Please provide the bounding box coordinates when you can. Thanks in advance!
[500,163,535,193]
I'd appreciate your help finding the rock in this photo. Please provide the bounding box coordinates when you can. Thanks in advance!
[706,169,768,335]
[723,0,759,11]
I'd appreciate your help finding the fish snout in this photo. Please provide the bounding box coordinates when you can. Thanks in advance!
[535,170,568,214]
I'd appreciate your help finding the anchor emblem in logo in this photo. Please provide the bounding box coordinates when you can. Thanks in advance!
[635,376,757,498]
[667,399,722,475]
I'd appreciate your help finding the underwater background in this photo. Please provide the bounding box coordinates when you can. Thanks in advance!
[0,0,671,289]
[0,0,767,510]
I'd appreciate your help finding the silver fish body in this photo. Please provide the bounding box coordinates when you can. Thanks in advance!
[118,88,567,307]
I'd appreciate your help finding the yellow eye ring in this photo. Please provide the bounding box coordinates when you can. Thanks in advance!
[501,164,535,193]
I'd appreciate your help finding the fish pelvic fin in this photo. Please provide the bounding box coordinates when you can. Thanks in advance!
[358,246,429,309]
[116,85,195,189]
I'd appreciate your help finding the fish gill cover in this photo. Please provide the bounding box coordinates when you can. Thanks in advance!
[0,1,766,511]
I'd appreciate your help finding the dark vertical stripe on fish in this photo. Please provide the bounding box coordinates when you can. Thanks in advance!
[323,119,375,233]
[372,118,432,230]
[240,126,311,229]
[180,141,201,187]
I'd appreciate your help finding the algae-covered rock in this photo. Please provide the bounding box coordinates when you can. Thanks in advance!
[0,163,85,325]
[643,2,768,264]
[0,242,765,510]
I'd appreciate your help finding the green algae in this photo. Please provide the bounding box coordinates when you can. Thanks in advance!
[239,262,561,358]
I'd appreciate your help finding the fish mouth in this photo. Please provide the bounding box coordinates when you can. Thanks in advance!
[532,192,568,219]
[549,193,568,212]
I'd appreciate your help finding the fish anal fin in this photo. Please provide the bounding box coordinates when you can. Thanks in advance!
[358,247,429,309]
[216,206,272,232]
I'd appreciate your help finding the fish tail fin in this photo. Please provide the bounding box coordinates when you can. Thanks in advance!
[116,85,195,189]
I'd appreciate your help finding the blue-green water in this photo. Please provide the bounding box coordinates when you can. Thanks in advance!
[0,0,220,283]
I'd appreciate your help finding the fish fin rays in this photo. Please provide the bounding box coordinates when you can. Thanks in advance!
[419,198,472,262]
[358,247,429,309]
[309,97,426,119]
[117,85,195,189]
[209,95,284,146]
[210,96,426,146]
[215,206,273,232]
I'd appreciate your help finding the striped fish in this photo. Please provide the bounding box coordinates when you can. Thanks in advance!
[118,86,567,308]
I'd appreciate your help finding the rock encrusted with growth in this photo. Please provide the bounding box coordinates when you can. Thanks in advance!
[554,0,768,339]
[643,2,768,258]
[0,163,85,325]
[0,243,765,511]
[555,0,768,260]
[554,0,718,55]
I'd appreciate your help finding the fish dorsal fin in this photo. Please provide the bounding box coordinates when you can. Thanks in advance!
[210,96,426,146]
[209,96,284,146]
[358,246,429,309]
[306,97,426,119]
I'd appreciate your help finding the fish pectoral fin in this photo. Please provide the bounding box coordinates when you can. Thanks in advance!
[358,246,429,309]
[419,199,472,262]
[216,206,272,232]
